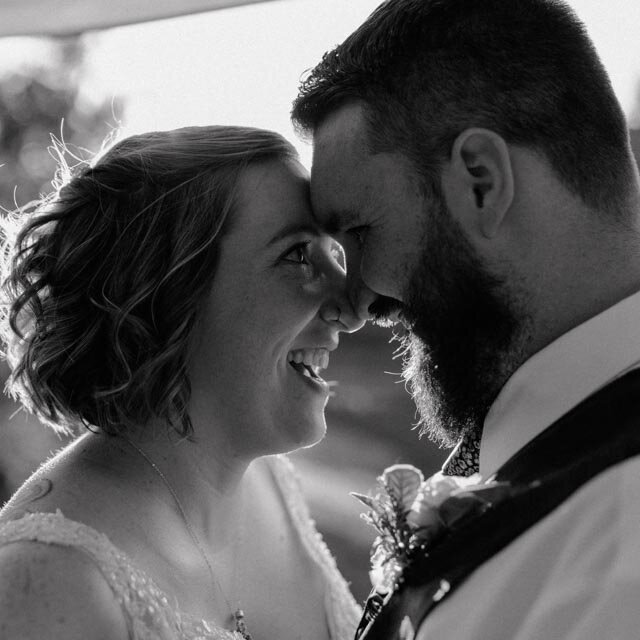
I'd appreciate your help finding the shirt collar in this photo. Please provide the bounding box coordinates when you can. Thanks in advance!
[480,289,640,477]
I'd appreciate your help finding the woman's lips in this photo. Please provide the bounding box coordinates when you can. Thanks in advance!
[289,360,321,379]
[286,346,334,393]
[287,347,330,372]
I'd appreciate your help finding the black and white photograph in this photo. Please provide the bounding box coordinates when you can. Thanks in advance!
[0,1,639,638]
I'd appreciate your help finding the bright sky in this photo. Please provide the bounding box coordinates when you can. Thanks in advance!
[0,0,639,169]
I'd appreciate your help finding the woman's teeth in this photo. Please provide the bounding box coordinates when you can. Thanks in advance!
[287,348,330,378]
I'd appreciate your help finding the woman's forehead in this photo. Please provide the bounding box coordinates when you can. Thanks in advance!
[233,160,315,235]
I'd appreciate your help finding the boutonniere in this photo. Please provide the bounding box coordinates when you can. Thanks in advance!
[352,464,510,593]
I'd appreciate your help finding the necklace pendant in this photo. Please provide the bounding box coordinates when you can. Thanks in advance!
[234,608,252,640]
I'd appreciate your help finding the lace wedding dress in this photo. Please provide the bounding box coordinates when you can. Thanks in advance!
[0,455,362,640]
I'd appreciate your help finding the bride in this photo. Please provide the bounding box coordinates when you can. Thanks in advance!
[0,125,364,639]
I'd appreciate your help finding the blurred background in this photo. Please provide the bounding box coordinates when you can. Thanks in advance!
[0,0,639,604]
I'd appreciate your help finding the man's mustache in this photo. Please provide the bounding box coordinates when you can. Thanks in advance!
[368,295,405,326]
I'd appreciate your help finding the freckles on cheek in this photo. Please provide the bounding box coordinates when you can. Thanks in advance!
[294,281,328,319]
[258,278,322,334]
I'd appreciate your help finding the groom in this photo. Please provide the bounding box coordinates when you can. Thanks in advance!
[292,0,640,638]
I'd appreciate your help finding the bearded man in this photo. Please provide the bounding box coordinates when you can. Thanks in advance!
[292,0,640,638]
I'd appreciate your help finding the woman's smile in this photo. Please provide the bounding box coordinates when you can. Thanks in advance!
[287,347,332,393]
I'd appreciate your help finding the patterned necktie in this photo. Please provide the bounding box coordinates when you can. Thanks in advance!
[441,432,481,476]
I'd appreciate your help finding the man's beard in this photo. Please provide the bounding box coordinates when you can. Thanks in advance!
[399,198,531,447]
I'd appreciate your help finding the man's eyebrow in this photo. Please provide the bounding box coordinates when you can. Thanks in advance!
[267,223,321,246]
[321,210,358,235]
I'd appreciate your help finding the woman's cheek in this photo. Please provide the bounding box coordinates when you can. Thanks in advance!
[301,282,322,297]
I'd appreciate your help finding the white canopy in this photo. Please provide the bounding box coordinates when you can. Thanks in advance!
[0,0,280,36]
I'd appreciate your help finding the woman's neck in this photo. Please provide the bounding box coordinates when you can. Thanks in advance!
[87,425,254,550]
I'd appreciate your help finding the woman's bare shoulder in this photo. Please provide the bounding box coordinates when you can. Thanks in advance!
[0,434,128,527]
[0,539,129,639]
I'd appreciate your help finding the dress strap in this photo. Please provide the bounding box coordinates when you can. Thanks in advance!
[267,455,362,640]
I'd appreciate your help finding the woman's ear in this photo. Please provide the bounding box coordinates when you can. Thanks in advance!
[442,128,514,239]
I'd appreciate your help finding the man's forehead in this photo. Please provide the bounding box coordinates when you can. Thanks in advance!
[309,104,374,227]
[309,153,359,226]
[311,114,368,196]
[313,103,370,159]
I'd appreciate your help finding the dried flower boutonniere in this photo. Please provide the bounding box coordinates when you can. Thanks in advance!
[353,464,510,593]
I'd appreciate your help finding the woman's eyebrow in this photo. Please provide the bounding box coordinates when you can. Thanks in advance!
[267,223,320,246]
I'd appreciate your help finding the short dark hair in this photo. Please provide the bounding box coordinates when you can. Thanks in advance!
[292,0,636,215]
[1,125,297,437]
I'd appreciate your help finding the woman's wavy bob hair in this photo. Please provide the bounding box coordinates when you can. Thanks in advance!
[0,125,298,438]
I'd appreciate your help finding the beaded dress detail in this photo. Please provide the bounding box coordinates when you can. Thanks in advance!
[0,455,361,640]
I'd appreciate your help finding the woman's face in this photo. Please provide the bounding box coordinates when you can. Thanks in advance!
[188,158,363,457]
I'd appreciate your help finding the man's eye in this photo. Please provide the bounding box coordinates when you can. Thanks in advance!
[348,226,366,246]
[282,243,311,265]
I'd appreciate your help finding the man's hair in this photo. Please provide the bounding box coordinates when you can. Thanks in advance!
[1,125,297,437]
[292,0,636,215]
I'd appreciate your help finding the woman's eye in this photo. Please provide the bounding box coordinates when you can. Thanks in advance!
[282,243,311,265]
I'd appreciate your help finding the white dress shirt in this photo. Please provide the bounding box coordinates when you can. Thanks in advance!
[417,289,640,640]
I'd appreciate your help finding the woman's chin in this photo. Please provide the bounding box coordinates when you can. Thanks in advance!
[279,414,327,454]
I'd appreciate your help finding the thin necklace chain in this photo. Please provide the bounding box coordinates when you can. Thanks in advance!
[124,437,252,639]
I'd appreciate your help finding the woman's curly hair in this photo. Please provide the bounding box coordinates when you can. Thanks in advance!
[0,125,298,437]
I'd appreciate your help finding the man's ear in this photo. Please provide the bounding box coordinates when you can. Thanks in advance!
[442,128,514,239]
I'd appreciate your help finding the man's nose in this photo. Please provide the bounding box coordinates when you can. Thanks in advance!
[347,272,378,322]
[343,245,377,321]
[321,257,367,333]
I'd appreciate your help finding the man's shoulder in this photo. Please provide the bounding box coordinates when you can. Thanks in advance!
[550,452,640,523]
[498,454,640,557]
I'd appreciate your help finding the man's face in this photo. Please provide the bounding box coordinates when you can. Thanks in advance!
[311,103,528,444]
[311,104,427,316]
